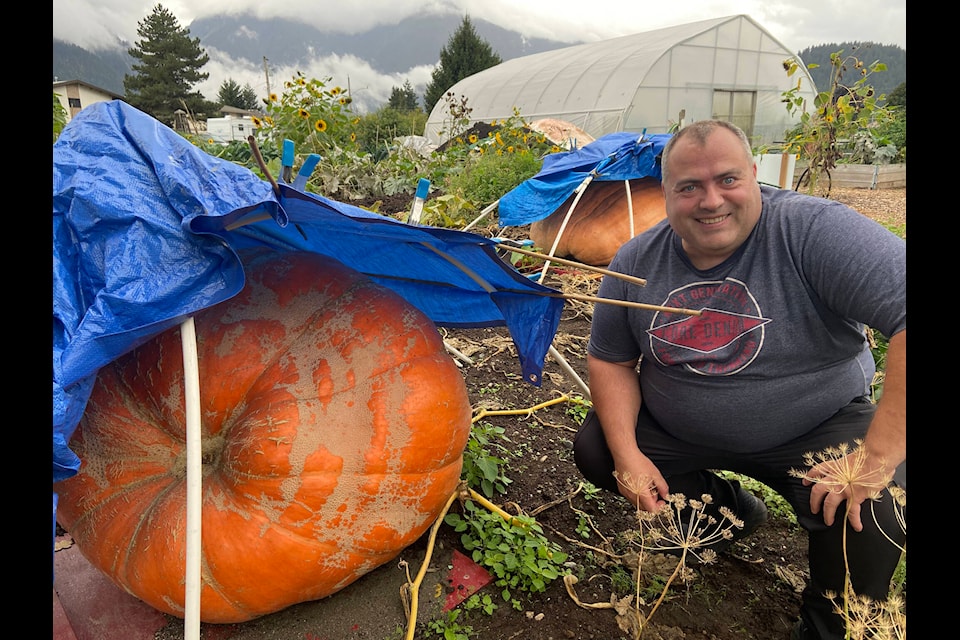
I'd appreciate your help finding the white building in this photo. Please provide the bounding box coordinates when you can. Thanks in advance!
[53,80,124,125]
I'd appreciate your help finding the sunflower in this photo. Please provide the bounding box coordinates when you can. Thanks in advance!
[269,93,278,103]
[298,108,310,119]
[251,116,263,127]
[315,119,327,132]
[468,134,478,144]
[350,132,357,142]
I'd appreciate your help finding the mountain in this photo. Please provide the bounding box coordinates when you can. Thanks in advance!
[53,14,906,110]
[796,42,906,100]
[187,13,573,75]
[53,13,579,101]
[53,40,133,95]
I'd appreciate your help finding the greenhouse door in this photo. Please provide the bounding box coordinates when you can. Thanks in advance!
[712,90,756,140]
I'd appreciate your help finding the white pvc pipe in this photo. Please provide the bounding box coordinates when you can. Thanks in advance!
[463,199,501,232]
[548,344,591,400]
[180,317,202,640]
[538,174,593,283]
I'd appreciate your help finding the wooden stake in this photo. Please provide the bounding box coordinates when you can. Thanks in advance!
[503,245,647,287]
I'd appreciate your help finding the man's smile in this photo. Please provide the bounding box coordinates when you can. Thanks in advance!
[697,214,730,225]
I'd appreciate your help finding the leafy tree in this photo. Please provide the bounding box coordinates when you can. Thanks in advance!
[354,106,428,158]
[886,81,906,108]
[124,3,211,127]
[217,78,260,111]
[795,42,905,100]
[388,80,420,111]
[423,15,502,113]
[53,92,68,143]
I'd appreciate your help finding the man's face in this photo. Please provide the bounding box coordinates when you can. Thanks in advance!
[661,128,762,270]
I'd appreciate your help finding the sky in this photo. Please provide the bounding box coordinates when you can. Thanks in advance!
[52,0,906,111]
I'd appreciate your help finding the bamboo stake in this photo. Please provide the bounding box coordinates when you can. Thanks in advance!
[503,245,647,287]
[536,291,701,316]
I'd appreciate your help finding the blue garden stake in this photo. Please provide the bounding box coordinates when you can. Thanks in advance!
[293,154,321,191]
[408,178,430,224]
[281,139,295,183]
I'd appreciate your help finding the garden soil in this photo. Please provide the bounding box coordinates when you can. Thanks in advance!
[62,188,905,640]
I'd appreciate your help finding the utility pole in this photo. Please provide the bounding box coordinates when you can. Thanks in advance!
[263,57,271,98]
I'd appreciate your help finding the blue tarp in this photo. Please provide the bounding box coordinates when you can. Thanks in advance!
[498,132,672,227]
[53,101,564,509]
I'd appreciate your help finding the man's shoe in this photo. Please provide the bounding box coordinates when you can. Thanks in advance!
[708,487,769,554]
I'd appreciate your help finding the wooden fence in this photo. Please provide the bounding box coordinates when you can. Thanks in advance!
[793,163,906,189]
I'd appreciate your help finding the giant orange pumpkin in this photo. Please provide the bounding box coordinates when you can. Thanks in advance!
[529,177,666,266]
[53,248,473,623]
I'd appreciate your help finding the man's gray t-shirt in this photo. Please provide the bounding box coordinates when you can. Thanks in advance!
[588,186,906,453]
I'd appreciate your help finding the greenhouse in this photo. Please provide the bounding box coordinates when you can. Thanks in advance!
[424,14,817,149]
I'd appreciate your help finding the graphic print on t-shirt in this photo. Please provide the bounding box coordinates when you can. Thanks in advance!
[646,278,770,375]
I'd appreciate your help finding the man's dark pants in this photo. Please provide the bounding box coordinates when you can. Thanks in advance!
[572,398,906,640]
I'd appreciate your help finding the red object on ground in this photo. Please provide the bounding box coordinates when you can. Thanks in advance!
[443,549,493,612]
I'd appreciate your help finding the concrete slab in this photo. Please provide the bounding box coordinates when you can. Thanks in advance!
[53,535,168,640]
[53,533,465,640]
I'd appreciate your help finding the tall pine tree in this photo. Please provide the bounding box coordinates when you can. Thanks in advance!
[388,80,420,111]
[423,15,501,112]
[217,78,260,111]
[124,3,211,127]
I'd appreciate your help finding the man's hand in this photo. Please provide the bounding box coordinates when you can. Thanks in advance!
[804,447,893,531]
[612,453,669,513]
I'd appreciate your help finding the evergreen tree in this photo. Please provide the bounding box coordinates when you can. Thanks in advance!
[886,81,906,108]
[423,15,502,113]
[388,80,420,111]
[124,3,211,127]
[217,78,260,111]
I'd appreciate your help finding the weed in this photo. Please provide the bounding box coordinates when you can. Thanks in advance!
[444,499,569,611]
[575,514,592,539]
[565,399,590,424]
[463,592,498,615]
[790,441,906,637]
[461,421,513,498]
[716,471,795,525]
[425,609,473,639]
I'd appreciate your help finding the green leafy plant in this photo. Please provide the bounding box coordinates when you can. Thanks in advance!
[425,608,474,640]
[565,398,590,424]
[443,108,558,207]
[717,471,795,524]
[53,93,68,143]
[444,499,569,611]
[463,592,498,616]
[461,421,513,498]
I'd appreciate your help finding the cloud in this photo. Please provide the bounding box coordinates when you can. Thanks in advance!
[54,0,904,107]
[54,0,906,53]
[197,48,435,114]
